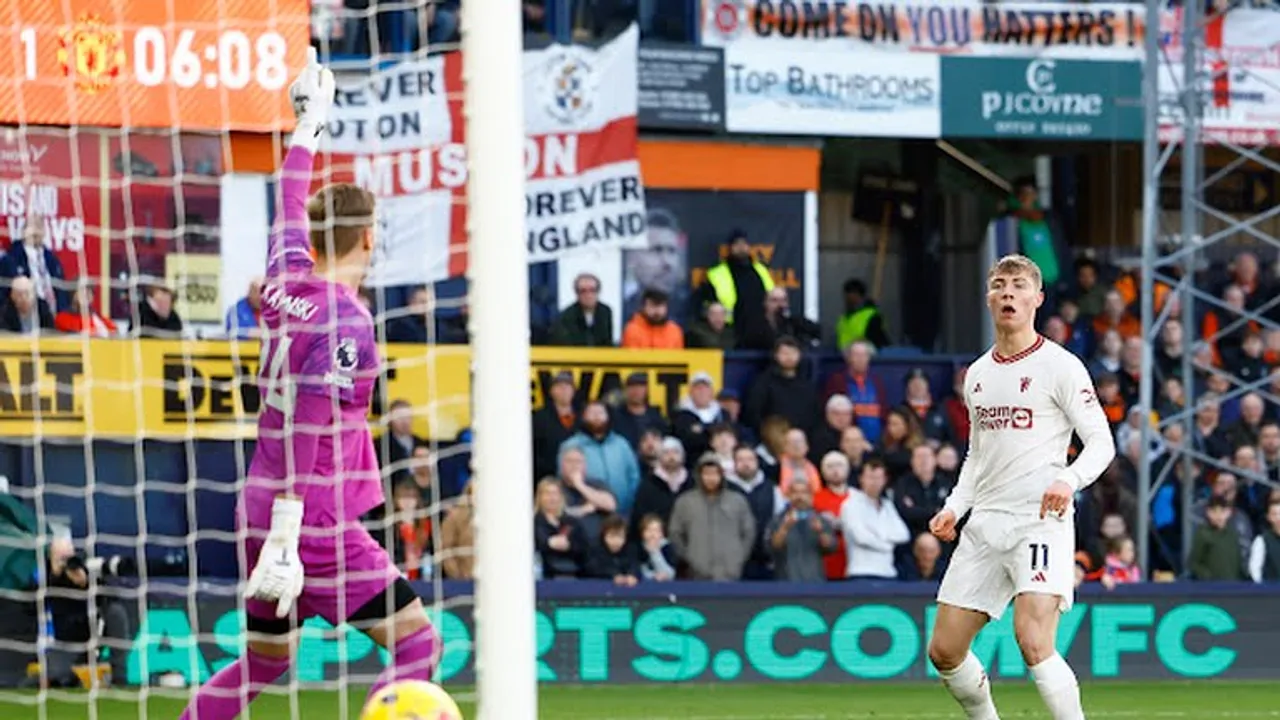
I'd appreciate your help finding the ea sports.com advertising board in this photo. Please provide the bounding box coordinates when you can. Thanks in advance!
[125,584,1266,686]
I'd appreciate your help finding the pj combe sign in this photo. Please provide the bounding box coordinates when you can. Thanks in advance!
[123,587,1262,686]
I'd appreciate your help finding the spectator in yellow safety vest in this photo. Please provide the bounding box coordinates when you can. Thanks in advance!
[692,230,774,345]
[835,278,890,351]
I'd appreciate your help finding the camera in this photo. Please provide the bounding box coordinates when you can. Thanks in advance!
[64,554,137,581]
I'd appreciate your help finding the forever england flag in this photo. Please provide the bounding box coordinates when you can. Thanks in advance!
[316,25,648,287]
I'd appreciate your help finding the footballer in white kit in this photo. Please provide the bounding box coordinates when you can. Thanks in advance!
[934,332,1113,616]
[926,254,1115,720]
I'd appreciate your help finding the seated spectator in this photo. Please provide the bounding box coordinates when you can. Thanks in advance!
[636,427,663,470]
[1092,289,1140,341]
[877,408,924,481]
[1191,393,1232,461]
[1230,331,1269,387]
[55,282,117,337]
[1103,535,1142,584]
[745,336,820,435]
[1248,499,1280,583]
[1057,298,1094,359]
[630,436,692,541]
[388,478,432,580]
[814,451,855,580]
[621,289,683,349]
[1153,319,1186,385]
[586,514,639,586]
[637,514,678,581]
[900,368,953,446]
[767,480,837,582]
[807,395,854,467]
[225,277,264,339]
[1189,495,1246,581]
[935,443,960,475]
[942,366,970,448]
[0,209,67,311]
[1231,443,1270,523]
[1227,393,1266,451]
[380,399,424,478]
[1071,257,1106,318]
[672,374,729,461]
[548,272,614,347]
[715,388,754,445]
[838,425,873,477]
[740,287,821,351]
[895,445,954,538]
[387,286,432,343]
[523,0,546,33]
[1043,315,1069,350]
[840,459,910,580]
[402,445,440,505]
[534,478,589,579]
[611,372,668,448]
[686,302,735,350]
[1260,421,1280,484]
[1203,284,1255,366]
[778,428,820,494]
[437,301,468,344]
[668,453,756,581]
[899,532,947,582]
[532,371,579,481]
[1116,337,1143,407]
[727,444,783,580]
[1089,329,1122,379]
[135,285,183,338]
[1155,376,1186,422]
[439,481,475,579]
[1094,373,1126,430]
[558,446,619,547]
[0,276,54,335]
[822,341,886,444]
[835,278,889,351]
[560,401,641,515]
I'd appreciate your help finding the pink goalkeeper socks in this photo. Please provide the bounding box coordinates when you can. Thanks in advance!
[179,649,291,720]
[366,624,440,701]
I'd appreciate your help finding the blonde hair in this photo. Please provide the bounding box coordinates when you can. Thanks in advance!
[987,254,1043,290]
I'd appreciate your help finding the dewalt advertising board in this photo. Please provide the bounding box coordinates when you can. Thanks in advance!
[0,339,721,440]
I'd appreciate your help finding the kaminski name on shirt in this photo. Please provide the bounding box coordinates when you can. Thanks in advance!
[262,284,319,322]
[973,404,1034,431]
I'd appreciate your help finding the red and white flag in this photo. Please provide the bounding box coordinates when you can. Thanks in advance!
[318,25,647,287]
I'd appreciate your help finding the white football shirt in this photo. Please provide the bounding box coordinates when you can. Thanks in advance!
[943,335,1116,519]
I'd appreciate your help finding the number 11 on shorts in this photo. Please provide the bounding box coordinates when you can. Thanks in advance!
[1029,542,1049,570]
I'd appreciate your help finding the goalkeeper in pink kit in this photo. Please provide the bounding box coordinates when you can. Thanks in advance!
[180,52,439,720]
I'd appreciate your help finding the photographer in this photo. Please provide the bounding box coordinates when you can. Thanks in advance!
[0,492,134,688]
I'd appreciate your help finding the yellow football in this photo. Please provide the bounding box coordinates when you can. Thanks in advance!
[361,680,464,720]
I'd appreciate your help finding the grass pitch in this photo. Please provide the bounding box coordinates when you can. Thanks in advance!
[12,680,1280,719]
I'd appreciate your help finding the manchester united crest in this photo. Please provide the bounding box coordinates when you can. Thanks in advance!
[56,13,125,95]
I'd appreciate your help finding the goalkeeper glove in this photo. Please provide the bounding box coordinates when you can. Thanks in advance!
[244,497,306,619]
[288,47,336,152]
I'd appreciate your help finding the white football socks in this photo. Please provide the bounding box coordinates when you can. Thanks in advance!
[938,652,1001,720]
[1029,653,1086,720]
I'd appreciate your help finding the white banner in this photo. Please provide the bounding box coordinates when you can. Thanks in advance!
[1157,7,1280,145]
[724,45,939,136]
[320,25,647,287]
[703,0,1146,60]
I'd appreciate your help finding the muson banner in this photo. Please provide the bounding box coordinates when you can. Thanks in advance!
[317,25,648,286]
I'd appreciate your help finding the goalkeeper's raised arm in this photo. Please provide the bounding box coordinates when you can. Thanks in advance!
[266,47,335,282]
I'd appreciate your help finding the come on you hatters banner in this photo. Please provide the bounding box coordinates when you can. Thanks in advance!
[702,0,1146,60]
[316,25,647,287]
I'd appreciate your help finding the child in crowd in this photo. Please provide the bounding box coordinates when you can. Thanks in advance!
[637,514,677,582]
[588,514,640,586]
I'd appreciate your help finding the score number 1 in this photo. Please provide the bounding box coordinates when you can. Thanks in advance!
[19,26,289,91]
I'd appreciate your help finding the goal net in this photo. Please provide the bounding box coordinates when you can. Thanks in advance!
[0,0,533,718]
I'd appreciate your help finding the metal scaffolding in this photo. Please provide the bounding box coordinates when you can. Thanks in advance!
[1138,0,1280,574]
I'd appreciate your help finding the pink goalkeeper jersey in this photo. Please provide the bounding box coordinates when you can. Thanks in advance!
[240,146,384,535]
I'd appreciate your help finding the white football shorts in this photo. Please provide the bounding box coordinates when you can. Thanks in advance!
[936,509,1075,620]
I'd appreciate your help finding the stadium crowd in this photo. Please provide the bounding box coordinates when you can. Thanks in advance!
[356,240,1280,589]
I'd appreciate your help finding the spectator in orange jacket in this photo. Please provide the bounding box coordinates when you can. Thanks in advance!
[622,289,684,349]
